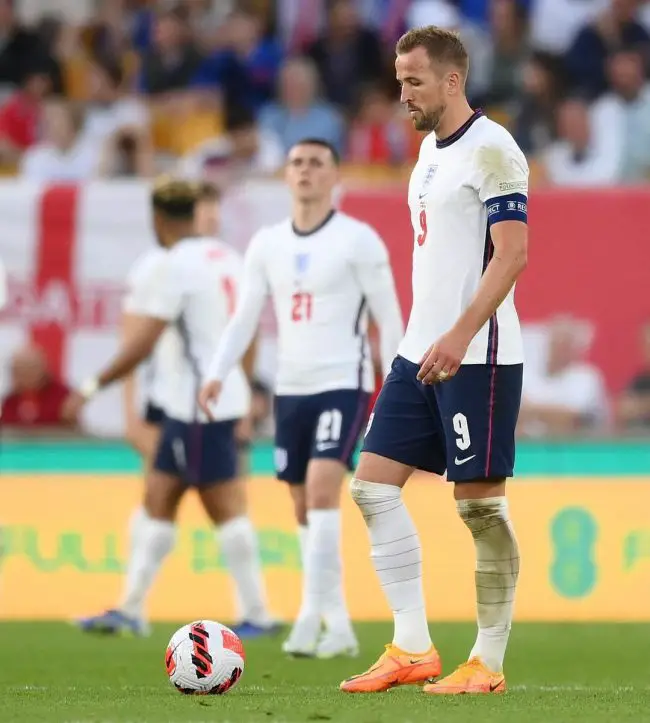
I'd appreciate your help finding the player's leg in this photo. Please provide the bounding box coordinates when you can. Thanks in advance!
[287,485,308,563]
[77,417,185,636]
[298,389,370,658]
[340,357,445,692]
[123,402,164,589]
[300,458,357,658]
[273,394,323,654]
[424,364,522,695]
[195,420,277,637]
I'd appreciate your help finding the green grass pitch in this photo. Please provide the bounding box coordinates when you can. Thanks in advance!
[1,621,649,722]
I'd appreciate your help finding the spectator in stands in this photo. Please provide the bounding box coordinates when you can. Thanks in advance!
[1,345,77,429]
[540,96,622,186]
[19,99,100,181]
[0,0,53,90]
[138,6,203,96]
[479,0,529,110]
[259,57,344,155]
[0,66,51,165]
[512,51,565,155]
[307,0,384,108]
[191,9,283,112]
[564,0,650,99]
[591,49,650,182]
[31,15,66,95]
[618,321,650,431]
[83,57,153,178]
[519,316,609,437]
[529,0,600,55]
[178,105,283,187]
[347,83,411,164]
[275,0,327,52]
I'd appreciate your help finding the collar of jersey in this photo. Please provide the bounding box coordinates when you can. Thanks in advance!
[436,109,484,149]
[291,208,337,237]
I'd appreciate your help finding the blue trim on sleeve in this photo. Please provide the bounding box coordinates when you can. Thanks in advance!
[485,193,528,226]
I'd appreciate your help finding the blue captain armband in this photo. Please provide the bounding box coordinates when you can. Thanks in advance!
[485,193,528,226]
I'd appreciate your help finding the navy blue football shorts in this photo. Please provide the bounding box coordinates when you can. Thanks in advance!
[274,388,370,485]
[153,417,239,486]
[362,355,522,482]
[143,401,165,425]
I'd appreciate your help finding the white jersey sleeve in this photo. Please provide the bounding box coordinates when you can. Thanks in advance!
[472,136,529,223]
[207,231,269,383]
[0,255,6,311]
[350,226,404,377]
[125,252,184,322]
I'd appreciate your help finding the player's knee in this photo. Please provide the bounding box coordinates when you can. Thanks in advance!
[349,478,401,509]
[143,473,183,521]
[457,496,508,529]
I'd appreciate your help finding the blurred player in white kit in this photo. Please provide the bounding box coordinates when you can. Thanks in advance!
[199,139,404,658]
[71,178,277,638]
[340,26,528,695]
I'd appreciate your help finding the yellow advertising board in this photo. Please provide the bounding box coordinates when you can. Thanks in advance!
[1,475,650,621]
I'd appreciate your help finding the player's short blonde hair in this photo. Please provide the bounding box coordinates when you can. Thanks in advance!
[396,26,469,80]
[151,176,199,219]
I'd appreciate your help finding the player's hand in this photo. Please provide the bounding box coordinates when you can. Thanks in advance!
[234,414,254,445]
[417,326,473,385]
[198,379,223,421]
[61,390,86,423]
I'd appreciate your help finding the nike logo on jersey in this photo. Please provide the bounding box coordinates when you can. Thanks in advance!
[316,442,339,452]
[454,454,477,466]
[418,193,427,200]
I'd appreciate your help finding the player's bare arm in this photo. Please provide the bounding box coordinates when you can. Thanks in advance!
[62,315,167,421]
[417,220,527,384]
[199,253,268,419]
[351,233,405,377]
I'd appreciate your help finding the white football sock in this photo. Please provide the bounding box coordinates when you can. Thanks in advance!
[298,524,308,568]
[306,509,354,635]
[458,496,520,673]
[350,479,432,654]
[217,516,272,626]
[120,509,175,620]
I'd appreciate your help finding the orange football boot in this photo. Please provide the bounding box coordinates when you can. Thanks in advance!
[423,656,506,695]
[340,643,442,693]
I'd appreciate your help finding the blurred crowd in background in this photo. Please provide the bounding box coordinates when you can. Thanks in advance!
[2,0,650,186]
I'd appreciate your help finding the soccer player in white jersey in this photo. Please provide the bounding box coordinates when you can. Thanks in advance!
[70,178,276,638]
[199,138,404,658]
[121,245,172,468]
[340,27,528,695]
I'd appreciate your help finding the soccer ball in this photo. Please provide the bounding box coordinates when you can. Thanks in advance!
[165,620,245,695]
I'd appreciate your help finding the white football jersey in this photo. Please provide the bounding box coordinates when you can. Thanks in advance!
[126,237,250,422]
[398,110,529,366]
[207,211,404,396]
[0,254,6,311]
[123,248,180,411]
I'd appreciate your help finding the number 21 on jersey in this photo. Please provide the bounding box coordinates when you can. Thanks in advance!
[291,291,313,322]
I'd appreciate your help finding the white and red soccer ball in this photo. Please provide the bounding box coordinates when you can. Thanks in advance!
[165,620,245,695]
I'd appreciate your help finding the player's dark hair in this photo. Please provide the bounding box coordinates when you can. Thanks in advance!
[151,176,198,220]
[290,138,340,165]
[396,26,469,80]
[196,181,221,203]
